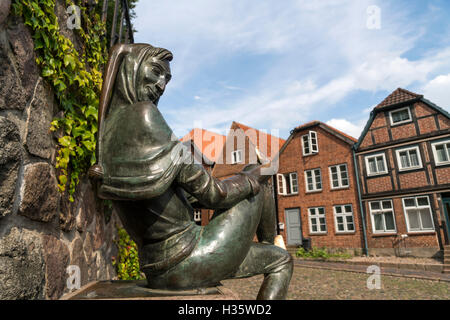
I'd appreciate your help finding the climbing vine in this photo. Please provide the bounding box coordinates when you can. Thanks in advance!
[12,0,107,201]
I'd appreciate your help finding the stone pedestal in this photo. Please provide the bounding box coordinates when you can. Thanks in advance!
[60,280,239,300]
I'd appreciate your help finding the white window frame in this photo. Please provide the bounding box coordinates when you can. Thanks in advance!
[431,139,450,166]
[308,207,327,234]
[365,153,388,176]
[389,106,412,126]
[395,145,423,171]
[329,164,350,189]
[302,131,319,156]
[304,168,322,192]
[369,200,397,234]
[402,196,435,233]
[333,204,355,233]
[193,209,202,222]
[231,150,242,164]
[277,172,298,196]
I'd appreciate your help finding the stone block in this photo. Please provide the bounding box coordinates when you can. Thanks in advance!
[0,0,11,27]
[0,116,21,218]
[24,80,56,159]
[42,235,70,300]
[19,162,59,222]
[0,227,45,299]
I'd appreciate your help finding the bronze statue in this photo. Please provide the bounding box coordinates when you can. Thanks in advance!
[90,43,293,300]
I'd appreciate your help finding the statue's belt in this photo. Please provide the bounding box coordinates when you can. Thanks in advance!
[140,224,202,273]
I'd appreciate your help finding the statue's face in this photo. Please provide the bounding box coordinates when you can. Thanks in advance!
[136,57,172,105]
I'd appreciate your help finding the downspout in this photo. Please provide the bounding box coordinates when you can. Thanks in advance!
[353,148,369,256]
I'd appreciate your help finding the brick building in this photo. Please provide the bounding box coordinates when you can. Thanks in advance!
[210,121,286,225]
[275,121,364,254]
[354,88,450,257]
[181,128,225,225]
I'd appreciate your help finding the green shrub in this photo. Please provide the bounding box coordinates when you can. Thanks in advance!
[295,247,352,260]
[113,226,144,280]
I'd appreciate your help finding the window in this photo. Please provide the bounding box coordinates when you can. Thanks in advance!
[369,200,396,233]
[231,150,242,164]
[431,140,450,166]
[277,172,298,195]
[403,196,434,232]
[304,168,322,192]
[365,153,388,176]
[302,131,318,156]
[309,207,327,234]
[395,146,422,171]
[334,205,355,233]
[193,210,202,222]
[389,107,412,125]
[329,164,349,189]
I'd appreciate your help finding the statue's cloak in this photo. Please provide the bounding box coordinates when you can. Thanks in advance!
[95,44,187,200]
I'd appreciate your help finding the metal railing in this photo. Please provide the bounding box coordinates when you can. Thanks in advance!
[101,0,134,47]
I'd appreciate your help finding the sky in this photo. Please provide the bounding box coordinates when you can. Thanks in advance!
[133,0,450,140]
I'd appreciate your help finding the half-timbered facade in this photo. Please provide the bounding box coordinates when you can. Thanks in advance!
[354,88,450,257]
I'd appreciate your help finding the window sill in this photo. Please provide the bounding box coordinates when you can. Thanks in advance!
[406,231,436,236]
[305,190,322,194]
[330,186,350,191]
[281,193,299,197]
[303,152,319,157]
[390,119,412,127]
[398,167,423,172]
[435,162,450,167]
[366,172,389,178]
[309,232,328,236]
[371,232,397,237]
[335,231,356,235]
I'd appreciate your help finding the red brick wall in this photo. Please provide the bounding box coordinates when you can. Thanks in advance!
[418,117,438,134]
[372,113,387,128]
[438,114,450,130]
[372,127,390,144]
[277,127,363,249]
[366,176,393,194]
[435,167,450,185]
[391,122,417,140]
[415,102,436,117]
[398,171,429,189]
[364,197,440,249]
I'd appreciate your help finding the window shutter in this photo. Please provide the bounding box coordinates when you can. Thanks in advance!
[310,131,318,153]
[277,174,286,195]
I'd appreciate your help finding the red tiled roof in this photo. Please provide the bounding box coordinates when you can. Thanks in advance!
[375,88,423,109]
[181,128,226,162]
[294,121,357,143]
[233,121,286,159]
[212,121,286,179]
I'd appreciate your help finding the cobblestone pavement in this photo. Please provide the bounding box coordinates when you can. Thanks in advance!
[221,266,450,300]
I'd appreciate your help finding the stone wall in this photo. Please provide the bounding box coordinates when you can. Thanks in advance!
[0,1,119,299]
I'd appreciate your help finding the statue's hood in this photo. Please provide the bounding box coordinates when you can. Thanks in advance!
[94,44,187,200]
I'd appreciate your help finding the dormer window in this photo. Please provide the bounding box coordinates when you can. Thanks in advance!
[389,107,412,126]
[302,131,318,156]
[231,150,242,164]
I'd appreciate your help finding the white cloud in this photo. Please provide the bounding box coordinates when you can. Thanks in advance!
[422,73,450,109]
[134,1,450,137]
[326,118,366,139]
